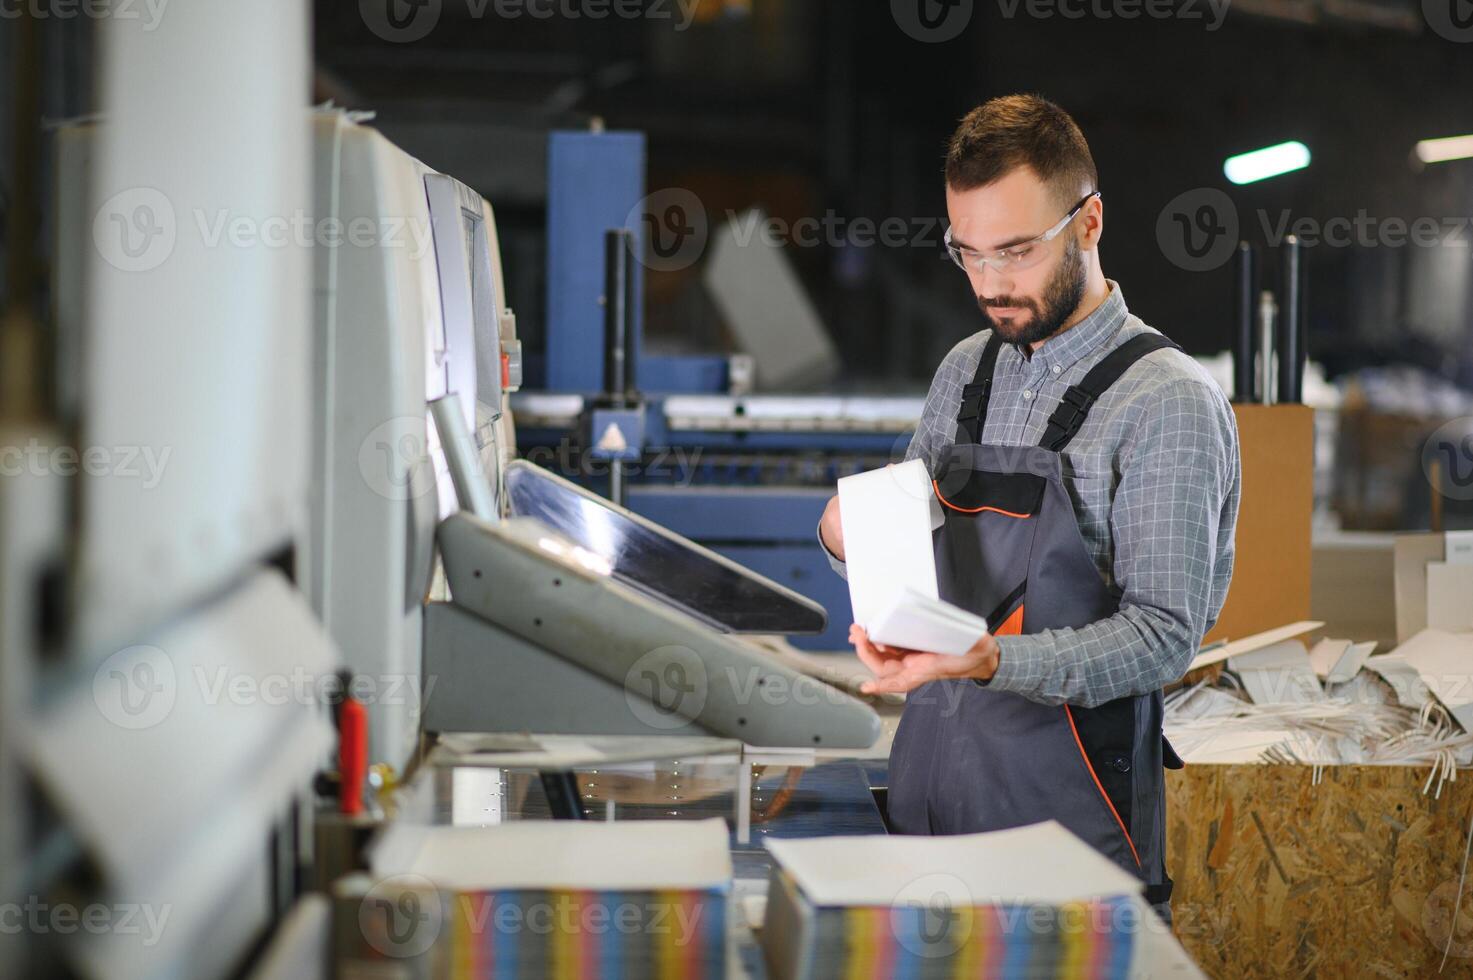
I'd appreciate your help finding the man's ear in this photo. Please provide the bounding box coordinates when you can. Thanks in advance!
[1078,195,1104,251]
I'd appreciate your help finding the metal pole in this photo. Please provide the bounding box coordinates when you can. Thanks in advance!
[603,230,631,409]
[603,229,635,506]
[1278,235,1305,404]
[1258,290,1277,406]
[1232,242,1258,403]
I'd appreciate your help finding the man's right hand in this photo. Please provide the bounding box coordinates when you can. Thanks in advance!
[819,494,845,561]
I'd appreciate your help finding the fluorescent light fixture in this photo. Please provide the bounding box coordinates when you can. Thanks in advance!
[1415,135,1473,165]
[1223,141,1311,185]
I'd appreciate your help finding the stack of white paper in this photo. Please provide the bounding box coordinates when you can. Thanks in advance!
[837,461,986,656]
[764,820,1142,906]
[868,587,990,656]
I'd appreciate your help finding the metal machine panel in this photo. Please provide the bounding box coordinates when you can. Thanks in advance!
[422,603,708,738]
[23,570,335,980]
[504,461,827,635]
[544,130,645,393]
[436,514,879,748]
[307,113,439,769]
[76,2,311,656]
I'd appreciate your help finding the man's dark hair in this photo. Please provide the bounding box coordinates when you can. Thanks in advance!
[945,95,1097,206]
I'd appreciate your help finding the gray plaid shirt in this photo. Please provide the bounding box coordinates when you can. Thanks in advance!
[829,281,1240,708]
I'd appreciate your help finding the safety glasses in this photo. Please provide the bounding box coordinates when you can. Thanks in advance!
[944,191,1100,275]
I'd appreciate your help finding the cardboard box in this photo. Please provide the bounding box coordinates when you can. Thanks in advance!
[1395,531,1473,641]
[1204,405,1315,646]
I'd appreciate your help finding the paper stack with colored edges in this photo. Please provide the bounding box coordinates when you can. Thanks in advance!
[838,460,988,655]
[758,821,1188,980]
[349,818,732,979]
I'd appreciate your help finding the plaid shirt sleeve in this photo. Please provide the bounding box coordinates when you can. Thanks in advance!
[987,377,1241,707]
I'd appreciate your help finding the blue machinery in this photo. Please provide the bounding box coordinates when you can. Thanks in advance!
[514,131,921,649]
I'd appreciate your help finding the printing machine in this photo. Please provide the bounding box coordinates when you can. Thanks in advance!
[9,7,880,978]
[305,112,881,775]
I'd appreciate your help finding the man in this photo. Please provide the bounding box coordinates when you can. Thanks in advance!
[818,95,1240,908]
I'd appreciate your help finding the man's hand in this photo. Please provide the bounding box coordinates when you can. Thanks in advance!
[819,494,845,560]
[850,624,1000,695]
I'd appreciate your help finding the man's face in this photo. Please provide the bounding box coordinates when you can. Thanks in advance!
[945,167,1096,346]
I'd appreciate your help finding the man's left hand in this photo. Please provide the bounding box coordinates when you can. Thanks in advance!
[849,624,1001,695]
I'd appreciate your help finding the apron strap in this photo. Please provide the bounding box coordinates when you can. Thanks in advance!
[956,332,1005,444]
[1038,333,1181,452]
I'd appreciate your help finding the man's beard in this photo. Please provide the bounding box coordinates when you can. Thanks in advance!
[977,238,1087,346]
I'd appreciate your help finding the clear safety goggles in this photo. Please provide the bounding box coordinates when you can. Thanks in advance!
[944,191,1099,275]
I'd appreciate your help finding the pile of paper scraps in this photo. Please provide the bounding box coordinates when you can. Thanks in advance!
[1166,623,1473,795]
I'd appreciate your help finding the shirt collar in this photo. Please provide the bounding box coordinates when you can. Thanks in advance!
[1018,280,1128,375]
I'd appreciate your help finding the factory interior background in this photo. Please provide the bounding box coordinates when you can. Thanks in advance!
[3,0,1473,978]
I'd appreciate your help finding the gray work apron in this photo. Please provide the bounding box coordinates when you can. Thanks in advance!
[886,332,1185,906]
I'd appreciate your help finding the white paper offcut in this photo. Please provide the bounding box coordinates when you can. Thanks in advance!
[837,460,987,655]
